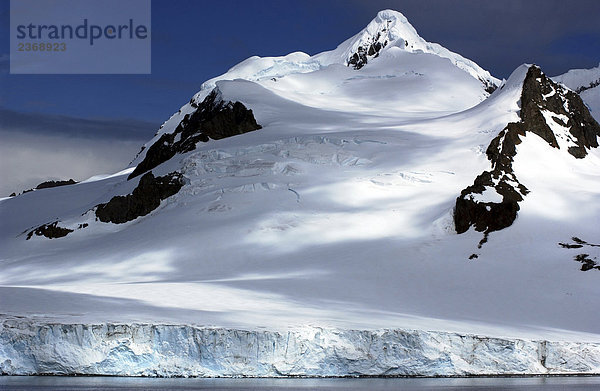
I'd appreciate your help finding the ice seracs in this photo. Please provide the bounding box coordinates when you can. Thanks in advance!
[2,321,600,377]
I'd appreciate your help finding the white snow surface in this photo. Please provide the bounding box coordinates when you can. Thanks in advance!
[1,11,600,377]
[131,10,498,167]
[553,63,600,91]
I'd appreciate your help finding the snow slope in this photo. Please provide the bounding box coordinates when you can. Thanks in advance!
[132,9,498,166]
[1,10,600,377]
[553,63,600,121]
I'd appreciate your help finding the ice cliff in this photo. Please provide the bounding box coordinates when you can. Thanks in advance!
[1,319,599,377]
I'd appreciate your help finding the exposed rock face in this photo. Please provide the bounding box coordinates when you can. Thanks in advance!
[559,236,600,249]
[521,66,600,158]
[559,237,600,271]
[574,254,600,271]
[11,179,78,197]
[454,66,600,236]
[576,79,600,94]
[25,173,184,239]
[26,222,73,240]
[129,89,261,180]
[35,179,77,190]
[481,78,498,94]
[454,121,530,236]
[348,31,388,70]
[96,172,184,224]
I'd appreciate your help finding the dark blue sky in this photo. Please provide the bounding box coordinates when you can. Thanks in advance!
[1,0,599,134]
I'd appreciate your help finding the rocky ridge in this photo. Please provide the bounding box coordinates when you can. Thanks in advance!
[454,65,600,237]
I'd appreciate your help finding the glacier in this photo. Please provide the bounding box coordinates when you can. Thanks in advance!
[2,9,600,378]
[2,319,600,377]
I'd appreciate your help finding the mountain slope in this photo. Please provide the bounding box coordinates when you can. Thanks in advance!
[455,65,600,244]
[131,10,498,168]
[1,10,600,377]
[553,63,600,121]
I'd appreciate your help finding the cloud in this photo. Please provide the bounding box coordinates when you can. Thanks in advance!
[0,107,158,140]
[0,130,145,197]
[0,108,157,196]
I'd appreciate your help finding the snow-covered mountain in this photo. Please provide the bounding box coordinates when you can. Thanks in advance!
[1,10,600,377]
[553,63,600,121]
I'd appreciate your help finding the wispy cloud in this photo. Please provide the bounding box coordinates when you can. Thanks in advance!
[0,107,158,140]
[0,108,158,196]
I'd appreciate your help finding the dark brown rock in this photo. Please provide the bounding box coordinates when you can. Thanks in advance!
[12,179,78,197]
[479,77,498,94]
[454,65,600,237]
[559,243,583,249]
[455,197,519,235]
[347,31,387,70]
[348,46,369,70]
[575,79,599,93]
[129,89,261,180]
[521,66,600,158]
[559,237,600,249]
[26,222,73,240]
[96,172,184,224]
[25,173,184,240]
[35,179,77,190]
[574,254,600,271]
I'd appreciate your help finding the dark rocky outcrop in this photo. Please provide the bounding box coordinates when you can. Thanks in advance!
[348,30,389,70]
[35,179,77,190]
[129,89,261,180]
[574,254,600,272]
[480,78,498,94]
[454,66,600,237]
[559,236,600,249]
[575,79,599,94]
[558,237,600,271]
[348,46,369,70]
[26,222,73,240]
[559,242,584,249]
[453,124,529,236]
[10,179,78,197]
[520,66,600,159]
[25,173,184,240]
[96,172,184,224]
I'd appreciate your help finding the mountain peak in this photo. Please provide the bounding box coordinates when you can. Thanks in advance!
[315,9,500,90]
[342,9,425,70]
[375,8,408,19]
[370,9,421,42]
